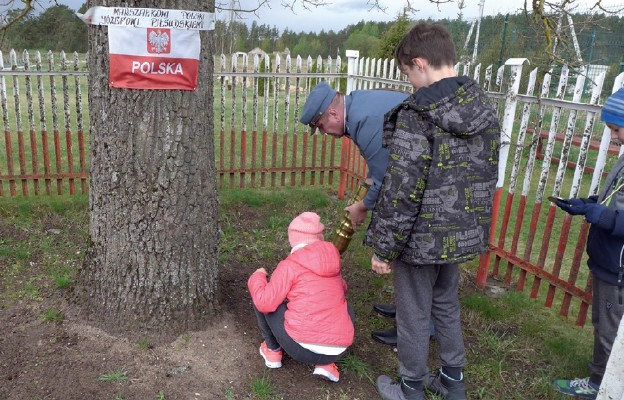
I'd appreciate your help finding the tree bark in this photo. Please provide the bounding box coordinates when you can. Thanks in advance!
[77,0,218,343]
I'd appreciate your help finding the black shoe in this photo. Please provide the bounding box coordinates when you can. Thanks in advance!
[371,326,397,346]
[426,369,467,400]
[376,375,424,400]
[373,303,396,318]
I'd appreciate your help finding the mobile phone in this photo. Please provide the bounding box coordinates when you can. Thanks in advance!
[547,195,564,203]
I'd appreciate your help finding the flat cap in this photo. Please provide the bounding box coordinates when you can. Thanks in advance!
[300,82,336,133]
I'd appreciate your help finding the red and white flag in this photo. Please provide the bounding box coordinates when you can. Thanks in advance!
[108,25,200,90]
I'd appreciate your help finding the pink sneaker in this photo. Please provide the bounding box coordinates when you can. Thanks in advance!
[313,363,340,382]
[259,341,282,368]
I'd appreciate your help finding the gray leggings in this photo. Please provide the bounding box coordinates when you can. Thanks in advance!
[253,303,354,365]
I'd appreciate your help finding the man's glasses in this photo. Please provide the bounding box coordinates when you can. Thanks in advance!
[310,111,324,127]
[308,110,325,134]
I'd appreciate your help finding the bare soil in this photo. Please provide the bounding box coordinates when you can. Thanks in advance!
[0,198,486,400]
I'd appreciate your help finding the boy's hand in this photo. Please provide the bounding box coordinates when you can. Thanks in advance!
[254,268,268,275]
[371,254,391,274]
[555,198,591,215]
[556,200,615,230]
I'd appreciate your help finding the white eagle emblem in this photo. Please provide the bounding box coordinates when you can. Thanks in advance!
[148,30,170,54]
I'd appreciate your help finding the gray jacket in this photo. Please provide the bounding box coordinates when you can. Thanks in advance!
[364,77,500,265]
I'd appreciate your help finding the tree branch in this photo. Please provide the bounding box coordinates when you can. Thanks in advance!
[0,0,33,33]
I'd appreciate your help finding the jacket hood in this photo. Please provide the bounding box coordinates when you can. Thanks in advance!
[402,76,496,137]
[288,241,341,277]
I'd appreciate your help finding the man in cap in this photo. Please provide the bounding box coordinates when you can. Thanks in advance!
[300,81,408,230]
[300,81,409,346]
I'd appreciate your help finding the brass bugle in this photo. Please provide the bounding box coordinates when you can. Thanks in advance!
[332,181,370,254]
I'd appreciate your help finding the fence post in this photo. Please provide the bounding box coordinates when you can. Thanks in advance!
[334,50,361,200]
[345,50,359,95]
[477,57,530,287]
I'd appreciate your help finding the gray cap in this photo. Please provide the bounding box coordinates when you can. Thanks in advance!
[300,82,336,134]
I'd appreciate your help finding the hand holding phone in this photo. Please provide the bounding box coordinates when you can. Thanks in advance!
[547,196,564,203]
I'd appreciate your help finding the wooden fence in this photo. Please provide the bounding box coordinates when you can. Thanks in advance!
[0,50,88,197]
[0,50,372,198]
[478,61,624,327]
[3,47,624,328]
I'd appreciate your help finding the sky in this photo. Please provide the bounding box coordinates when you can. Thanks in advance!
[47,0,623,33]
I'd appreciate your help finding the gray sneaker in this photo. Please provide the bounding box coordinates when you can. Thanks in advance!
[426,369,467,400]
[376,375,424,400]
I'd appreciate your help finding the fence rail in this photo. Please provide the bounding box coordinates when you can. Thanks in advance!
[2,47,624,328]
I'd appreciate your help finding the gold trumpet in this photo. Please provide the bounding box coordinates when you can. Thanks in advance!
[332,181,370,254]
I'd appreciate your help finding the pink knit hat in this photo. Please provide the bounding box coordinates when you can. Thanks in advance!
[288,212,325,247]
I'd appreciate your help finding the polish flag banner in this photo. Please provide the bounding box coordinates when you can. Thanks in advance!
[108,25,200,90]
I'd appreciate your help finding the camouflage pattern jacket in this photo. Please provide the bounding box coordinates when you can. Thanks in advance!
[364,77,500,265]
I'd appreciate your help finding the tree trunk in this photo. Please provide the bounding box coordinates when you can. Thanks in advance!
[77,0,218,343]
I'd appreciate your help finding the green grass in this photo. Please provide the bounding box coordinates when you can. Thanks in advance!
[460,290,593,397]
[97,368,128,383]
[0,193,87,304]
[42,308,63,322]
[339,354,374,385]
[52,266,74,289]
[250,374,275,399]
[218,186,339,265]
[138,338,151,351]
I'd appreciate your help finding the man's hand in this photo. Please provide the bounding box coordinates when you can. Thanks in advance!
[371,254,391,274]
[345,200,368,228]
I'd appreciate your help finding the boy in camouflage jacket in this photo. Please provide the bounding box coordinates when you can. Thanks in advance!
[365,22,500,400]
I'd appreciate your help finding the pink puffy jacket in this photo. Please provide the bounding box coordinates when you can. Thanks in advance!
[247,241,354,347]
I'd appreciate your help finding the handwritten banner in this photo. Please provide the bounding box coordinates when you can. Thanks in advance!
[77,6,215,30]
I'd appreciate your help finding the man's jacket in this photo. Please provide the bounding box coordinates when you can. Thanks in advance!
[345,89,410,209]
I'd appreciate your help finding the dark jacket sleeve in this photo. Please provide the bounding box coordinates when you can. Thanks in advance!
[597,209,624,237]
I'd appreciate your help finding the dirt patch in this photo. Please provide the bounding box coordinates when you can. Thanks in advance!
[0,259,389,400]
[0,196,491,400]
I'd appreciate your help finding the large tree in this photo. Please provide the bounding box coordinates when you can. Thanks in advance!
[76,0,219,343]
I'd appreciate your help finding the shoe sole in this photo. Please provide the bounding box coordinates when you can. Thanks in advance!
[259,348,282,368]
[552,388,597,399]
[313,369,339,382]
